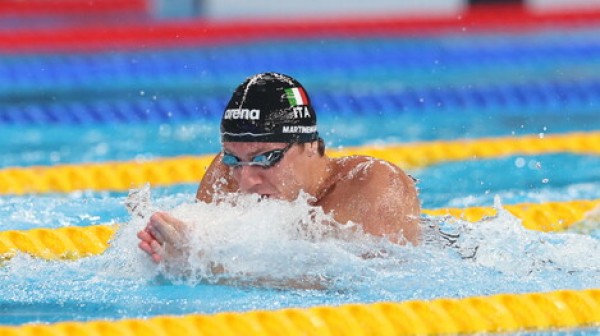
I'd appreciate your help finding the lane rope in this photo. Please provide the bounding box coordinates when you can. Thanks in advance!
[2,4,600,53]
[0,288,598,335]
[3,39,600,102]
[3,80,600,125]
[1,199,597,261]
[1,131,599,195]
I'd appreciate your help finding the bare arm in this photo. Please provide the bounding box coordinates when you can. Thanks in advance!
[327,160,421,245]
[368,163,421,244]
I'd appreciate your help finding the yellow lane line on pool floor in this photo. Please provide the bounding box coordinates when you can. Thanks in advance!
[1,288,598,336]
[1,131,599,195]
[1,199,598,261]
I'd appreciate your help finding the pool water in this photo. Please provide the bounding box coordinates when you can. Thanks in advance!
[1,118,599,328]
[1,23,600,334]
[1,191,599,326]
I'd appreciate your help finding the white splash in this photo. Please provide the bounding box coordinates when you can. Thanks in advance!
[2,187,599,302]
[430,196,600,277]
[149,192,396,289]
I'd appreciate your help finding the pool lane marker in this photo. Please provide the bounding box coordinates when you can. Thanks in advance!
[0,288,598,336]
[1,199,598,262]
[4,4,600,53]
[1,200,598,336]
[1,131,599,195]
[0,224,115,262]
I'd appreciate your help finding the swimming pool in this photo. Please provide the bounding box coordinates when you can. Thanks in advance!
[1,5,600,335]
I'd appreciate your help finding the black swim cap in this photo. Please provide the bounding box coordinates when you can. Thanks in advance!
[220,72,318,143]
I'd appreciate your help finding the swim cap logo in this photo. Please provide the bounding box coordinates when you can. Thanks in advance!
[285,87,308,107]
[223,108,260,120]
[292,106,312,119]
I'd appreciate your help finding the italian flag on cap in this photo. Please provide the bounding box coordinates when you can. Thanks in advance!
[285,87,308,107]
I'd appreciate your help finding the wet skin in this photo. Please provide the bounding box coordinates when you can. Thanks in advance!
[138,141,421,263]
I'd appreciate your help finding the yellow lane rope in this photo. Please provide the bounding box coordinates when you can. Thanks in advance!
[422,199,600,232]
[0,224,116,262]
[1,131,599,195]
[1,289,598,335]
[1,199,597,261]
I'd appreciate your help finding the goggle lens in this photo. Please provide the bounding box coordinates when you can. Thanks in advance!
[221,144,292,168]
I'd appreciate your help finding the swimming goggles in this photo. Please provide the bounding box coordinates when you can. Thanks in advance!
[221,143,293,168]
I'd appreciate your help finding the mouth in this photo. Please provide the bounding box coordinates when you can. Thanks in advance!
[259,193,279,200]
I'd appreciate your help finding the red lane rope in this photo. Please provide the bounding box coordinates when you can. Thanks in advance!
[1,4,600,53]
[0,0,148,16]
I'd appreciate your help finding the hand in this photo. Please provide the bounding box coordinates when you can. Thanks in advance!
[137,212,189,263]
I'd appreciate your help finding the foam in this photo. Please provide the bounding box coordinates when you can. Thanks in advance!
[1,188,599,321]
[153,192,394,288]
[440,198,600,276]
[118,187,600,292]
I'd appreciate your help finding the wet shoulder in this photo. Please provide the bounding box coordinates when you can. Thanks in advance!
[331,155,404,187]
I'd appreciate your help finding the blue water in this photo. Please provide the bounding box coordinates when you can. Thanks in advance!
[2,112,599,168]
[1,190,599,325]
[1,113,599,329]
[1,25,600,335]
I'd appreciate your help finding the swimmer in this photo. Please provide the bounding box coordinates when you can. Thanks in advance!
[137,72,420,264]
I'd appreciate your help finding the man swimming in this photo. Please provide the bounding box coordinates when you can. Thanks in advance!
[138,72,421,264]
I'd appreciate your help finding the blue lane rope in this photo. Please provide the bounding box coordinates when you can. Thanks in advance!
[2,36,600,97]
[1,80,599,125]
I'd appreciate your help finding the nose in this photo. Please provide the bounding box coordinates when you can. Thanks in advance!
[236,166,263,193]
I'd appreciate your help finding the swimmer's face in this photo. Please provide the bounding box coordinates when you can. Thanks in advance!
[221,142,309,201]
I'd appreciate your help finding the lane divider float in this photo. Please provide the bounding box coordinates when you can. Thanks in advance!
[1,131,599,195]
[3,4,600,53]
[1,199,597,261]
[4,80,600,125]
[0,288,598,336]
